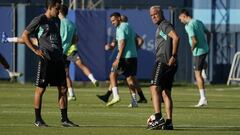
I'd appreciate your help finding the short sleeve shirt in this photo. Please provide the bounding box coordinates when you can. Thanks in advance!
[185,19,209,56]
[116,22,137,58]
[60,18,77,55]
[26,14,63,61]
[155,20,174,63]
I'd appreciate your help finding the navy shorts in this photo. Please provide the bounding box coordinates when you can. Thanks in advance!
[35,58,66,88]
[111,58,137,77]
[193,53,207,71]
[150,62,177,91]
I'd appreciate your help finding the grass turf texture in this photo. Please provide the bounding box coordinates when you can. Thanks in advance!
[0,81,240,135]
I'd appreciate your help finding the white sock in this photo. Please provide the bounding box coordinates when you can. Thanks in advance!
[68,87,75,97]
[112,87,119,99]
[131,93,137,103]
[88,74,97,83]
[6,69,12,76]
[199,89,206,100]
[7,37,18,42]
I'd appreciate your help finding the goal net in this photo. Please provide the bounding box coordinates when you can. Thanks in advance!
[227,52,240,85]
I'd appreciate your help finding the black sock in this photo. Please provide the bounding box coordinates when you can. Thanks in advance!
[35,108,42,121]
[155,113,162,120]
[60,108,68,122]
[105,90,112,98]
[165,119,172,125]
[137,91,146,100]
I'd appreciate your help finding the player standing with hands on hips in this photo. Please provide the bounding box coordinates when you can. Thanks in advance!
[147,6,179,130]
[22,0,78,127]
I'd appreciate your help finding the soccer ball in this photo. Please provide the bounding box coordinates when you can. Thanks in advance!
[147,114,165,130]
[147,114,156,126]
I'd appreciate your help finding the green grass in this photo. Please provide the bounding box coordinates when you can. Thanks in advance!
[0,81,240,135]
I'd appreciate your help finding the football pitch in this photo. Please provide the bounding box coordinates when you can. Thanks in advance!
[0,81,240,135]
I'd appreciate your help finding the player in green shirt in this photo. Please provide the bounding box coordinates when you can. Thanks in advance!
[97,15,147,105]
[179,9,211,107]
[105,12,143,107]
[59,5,99,101]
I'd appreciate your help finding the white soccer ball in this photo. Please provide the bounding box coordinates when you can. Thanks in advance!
[147,114,156,125]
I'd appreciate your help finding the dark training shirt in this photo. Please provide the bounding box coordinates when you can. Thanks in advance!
[26,14,63,61]
[155,20,174,63]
